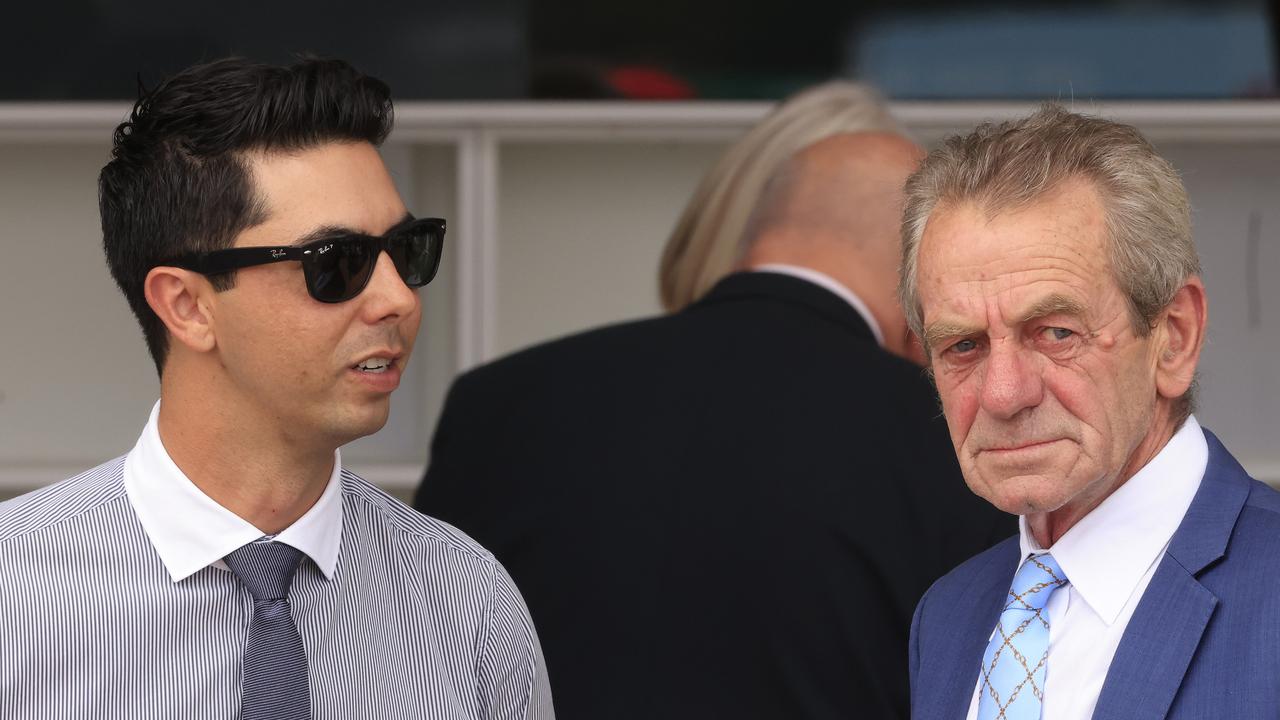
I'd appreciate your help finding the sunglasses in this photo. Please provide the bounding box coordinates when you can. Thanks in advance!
[163,217,446,303]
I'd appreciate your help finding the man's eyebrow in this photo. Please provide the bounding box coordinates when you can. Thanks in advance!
[291,225,353,247]
[923,321,982,350]
[386,212,415,232]
[923,295,1088,348]
[1015,294,1087,324]
[290,212,415,247]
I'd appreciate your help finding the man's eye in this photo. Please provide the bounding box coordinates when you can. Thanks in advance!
[949,339,978,354]
[1046,327,1074,341]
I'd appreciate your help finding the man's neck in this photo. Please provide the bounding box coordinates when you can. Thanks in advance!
[740,237,906,358]
[156,386,334,535]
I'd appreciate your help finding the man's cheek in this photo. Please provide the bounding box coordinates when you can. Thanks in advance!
[939,386,979,445]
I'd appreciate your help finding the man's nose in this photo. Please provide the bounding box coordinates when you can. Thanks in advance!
[360,251,419,323]
[978,342,1043,420]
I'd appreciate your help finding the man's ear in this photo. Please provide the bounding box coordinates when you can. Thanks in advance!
[1154,276,1208,400]
[144,267,218,354]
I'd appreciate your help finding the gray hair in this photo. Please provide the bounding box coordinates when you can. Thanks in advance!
[659,81,905,312]
[899,105,1201,417]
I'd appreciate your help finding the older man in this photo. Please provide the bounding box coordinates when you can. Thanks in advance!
[904,105,1280,719]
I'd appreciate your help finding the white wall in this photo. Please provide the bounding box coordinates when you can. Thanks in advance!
[0,143,159,475]
[1165,142,1280,477]
[1,104,1278,500]
[495,141,726,354]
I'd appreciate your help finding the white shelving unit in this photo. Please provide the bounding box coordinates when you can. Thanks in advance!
[2,100,1279,497]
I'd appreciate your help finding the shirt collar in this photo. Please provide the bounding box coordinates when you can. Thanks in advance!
[748,264,885,347]
[1018,415,1207,625]
[123,401,343,583]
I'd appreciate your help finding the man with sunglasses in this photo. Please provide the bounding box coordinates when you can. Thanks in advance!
[0,57,552,718]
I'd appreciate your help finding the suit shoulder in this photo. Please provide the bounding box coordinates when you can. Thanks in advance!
[461,314,666,380]
[1231,479,1280,557]
[1243,478,1280,517]
[340,470,499,567]
[0,458,128,544]
[442,314,673,413]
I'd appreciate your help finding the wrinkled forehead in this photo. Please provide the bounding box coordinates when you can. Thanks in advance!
[916,184,1115,323]
[921,178,1109,269]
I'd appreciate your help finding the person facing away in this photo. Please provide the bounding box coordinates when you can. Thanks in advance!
[415,82,1014,720]
[904,106,1280,720]
[0,57,553,719]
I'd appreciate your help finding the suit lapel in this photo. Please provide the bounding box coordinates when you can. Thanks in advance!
[1092,429,1250,720]
[917,541,1018,719]
[1090,559,1217,720]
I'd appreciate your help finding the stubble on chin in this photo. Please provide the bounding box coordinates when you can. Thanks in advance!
[963,461,1066,517]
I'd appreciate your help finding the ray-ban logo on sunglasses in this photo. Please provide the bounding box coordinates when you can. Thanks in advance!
[317,244,334,255]
[270,249,287,259]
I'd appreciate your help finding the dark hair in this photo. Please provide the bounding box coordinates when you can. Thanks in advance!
[99,56,394,375]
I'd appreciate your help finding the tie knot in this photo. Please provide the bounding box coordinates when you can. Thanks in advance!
[224,541,304,601]
[1006,553,1068,613]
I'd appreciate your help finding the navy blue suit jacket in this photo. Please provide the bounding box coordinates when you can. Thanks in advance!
[910,428,1280,719]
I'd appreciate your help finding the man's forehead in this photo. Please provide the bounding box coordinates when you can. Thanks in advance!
[917,198,1116,345]
[239,141,407,240]
[923,194,1106,256]
[919,185,1109,285]
[243,141,381,191]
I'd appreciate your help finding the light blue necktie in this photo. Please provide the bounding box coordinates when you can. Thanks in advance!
[977,553,1069,720]
[224,541,311,720]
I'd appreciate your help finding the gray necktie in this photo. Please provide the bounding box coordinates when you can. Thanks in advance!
[224,541,311,720]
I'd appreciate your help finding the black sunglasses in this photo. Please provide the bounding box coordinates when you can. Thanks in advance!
[162,217,446,303]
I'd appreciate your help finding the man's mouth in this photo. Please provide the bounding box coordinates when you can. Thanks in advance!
[985,438,1062,453]
[353,357,392,374]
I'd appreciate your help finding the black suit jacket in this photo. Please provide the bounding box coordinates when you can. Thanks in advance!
[415,272,1014,719]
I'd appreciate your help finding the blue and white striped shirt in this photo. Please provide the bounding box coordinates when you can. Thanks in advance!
[0,412,553,719]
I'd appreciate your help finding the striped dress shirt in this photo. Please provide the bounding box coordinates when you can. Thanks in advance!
[0,411,554,719]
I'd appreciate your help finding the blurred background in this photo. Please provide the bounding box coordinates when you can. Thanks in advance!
[2,0,1280,99]
[2,0,1279,498]
[2,0,1277,100]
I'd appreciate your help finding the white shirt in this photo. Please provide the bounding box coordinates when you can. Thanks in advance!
[123,400,343,582]
[965,416,1208,720]
[750,263,885,347]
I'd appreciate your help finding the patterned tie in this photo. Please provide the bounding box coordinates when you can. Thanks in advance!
[224,541,311,720]
[977,553,1069,720]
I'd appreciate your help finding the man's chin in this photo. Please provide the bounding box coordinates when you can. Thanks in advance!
[329,407,392,448]
[966,472,1073,516]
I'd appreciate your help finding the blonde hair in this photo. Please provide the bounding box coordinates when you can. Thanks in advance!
[658,81,904,312]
